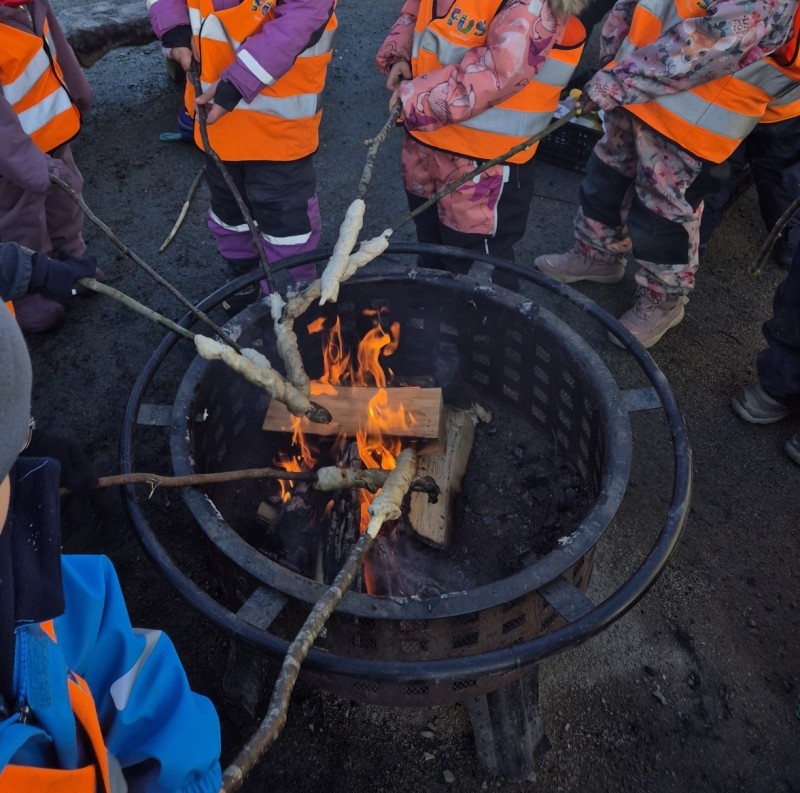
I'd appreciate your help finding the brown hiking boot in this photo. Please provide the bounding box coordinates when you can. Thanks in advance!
[533,248,626,284]
[610,293,688,349]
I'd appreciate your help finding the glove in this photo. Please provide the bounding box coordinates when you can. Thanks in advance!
[29,252,99,305]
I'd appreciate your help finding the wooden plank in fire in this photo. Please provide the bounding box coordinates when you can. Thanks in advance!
[407,406,477,547]
[262,386,446,453]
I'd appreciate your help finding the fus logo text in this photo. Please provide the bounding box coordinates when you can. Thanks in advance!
[445,7,488,36]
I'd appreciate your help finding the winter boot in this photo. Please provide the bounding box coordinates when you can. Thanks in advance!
[731,383,800,424]
[610,292,688,349]
[12,293,66,334]
[222,258,261,316]
[533,248,626,284]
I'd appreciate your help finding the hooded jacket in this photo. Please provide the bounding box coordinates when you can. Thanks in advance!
[377,0,590,162]
[0,0,91,193]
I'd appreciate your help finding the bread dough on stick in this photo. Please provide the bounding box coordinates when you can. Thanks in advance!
[319,199,365,305]
[194,335,313,419]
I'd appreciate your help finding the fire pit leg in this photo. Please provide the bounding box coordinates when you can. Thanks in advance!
[465,669,546,783]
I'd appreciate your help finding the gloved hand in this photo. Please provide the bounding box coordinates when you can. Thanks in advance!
[29,252,99,305]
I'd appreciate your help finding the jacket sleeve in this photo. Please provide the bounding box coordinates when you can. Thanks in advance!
[0,243,34,302]
[45,6,92,117]
[587,0,799,110]
[0,89,52,192]
[146,0,191,39]
[221,0,335,104]
[375,0,419,74]
[54,556,222,793]
[598,0,638,66]
[396,0,567,134]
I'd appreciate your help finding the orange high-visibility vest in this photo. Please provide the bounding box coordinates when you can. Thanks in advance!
[761,8,800,122]
[409,0,586,163]
[0,621,112,793]
[0,17,81,153]
[608,0,800,161]
[185,0,337,161]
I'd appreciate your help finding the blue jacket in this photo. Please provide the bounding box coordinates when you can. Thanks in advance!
[0,458,222,792]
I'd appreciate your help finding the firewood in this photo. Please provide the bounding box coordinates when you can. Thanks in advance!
[407,404,491,547]
[263,385,445,449]
[256,501,280,528]
[221,448,419,792]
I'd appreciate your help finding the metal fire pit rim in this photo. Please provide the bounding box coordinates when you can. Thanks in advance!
[170,267,632,619]
[120,244,691,683]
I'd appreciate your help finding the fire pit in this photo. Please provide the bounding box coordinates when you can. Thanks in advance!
[121,244,690,781]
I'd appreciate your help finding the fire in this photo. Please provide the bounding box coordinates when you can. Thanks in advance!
[274,310,413,520]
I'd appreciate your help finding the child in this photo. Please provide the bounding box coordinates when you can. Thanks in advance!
[376,0,588,283]
[534,0,800,348]
[147,0,338,312]
[0,301,222,790]
[0,0,101,333]
[731,244,800,466]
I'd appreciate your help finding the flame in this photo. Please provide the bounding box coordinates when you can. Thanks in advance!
[277,310,413,546]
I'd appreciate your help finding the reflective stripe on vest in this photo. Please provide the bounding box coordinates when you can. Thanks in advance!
[762,82,800,121]
[409,0,585,163]
[609,0,800,162]
[185,0,337,161]
[0,20,80,153]
[0,621,112,793]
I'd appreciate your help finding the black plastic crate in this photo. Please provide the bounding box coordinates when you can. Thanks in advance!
[536,119,602,173]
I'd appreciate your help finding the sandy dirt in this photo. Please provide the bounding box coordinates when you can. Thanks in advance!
[25,2,800,791]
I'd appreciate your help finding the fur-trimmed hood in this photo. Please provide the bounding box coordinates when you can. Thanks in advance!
[548,0,594,21]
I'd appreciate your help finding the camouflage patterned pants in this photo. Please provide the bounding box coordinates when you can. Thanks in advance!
[574,107,728,301]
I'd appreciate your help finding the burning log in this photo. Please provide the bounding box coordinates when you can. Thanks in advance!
[263,386,445,449]
[272,482,319,579]
[408,403,492,547]
[319,442,363,588]
[221,447,419,792]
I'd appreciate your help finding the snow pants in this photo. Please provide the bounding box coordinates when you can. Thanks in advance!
[402,135,536,273]
[204,154,321,285]
[575,107,729,301]
[700,115,800,264]
[0,143,85,258]
[759,244,800,406]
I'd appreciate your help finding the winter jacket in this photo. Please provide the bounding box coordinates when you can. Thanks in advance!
[0,457,222,793]
[0,0,91,193]
[147,0,337,161]
[376,0,589,161]
[589,0,800,161]
[0,243,33,302]
[404,0,585,162]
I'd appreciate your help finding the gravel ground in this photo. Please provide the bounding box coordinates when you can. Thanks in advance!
[24,2,800,791]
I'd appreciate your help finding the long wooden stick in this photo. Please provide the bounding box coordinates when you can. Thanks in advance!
[749,193,800,277]
[78,277,195,339]
[392,107,579,234]
[160,166,204,252]
[80,465,438,499]
[189,66,277,295]
[221,447,419,792]
[50,174,242,354]
[358,104,402,200]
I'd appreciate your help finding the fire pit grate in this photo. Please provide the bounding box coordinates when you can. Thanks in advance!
[121,245,690,712]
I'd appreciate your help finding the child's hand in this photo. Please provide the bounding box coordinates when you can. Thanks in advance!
[195,82,229,125]
[389,90,405,122]
[168,46,193,71]
[386,60,411,91]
